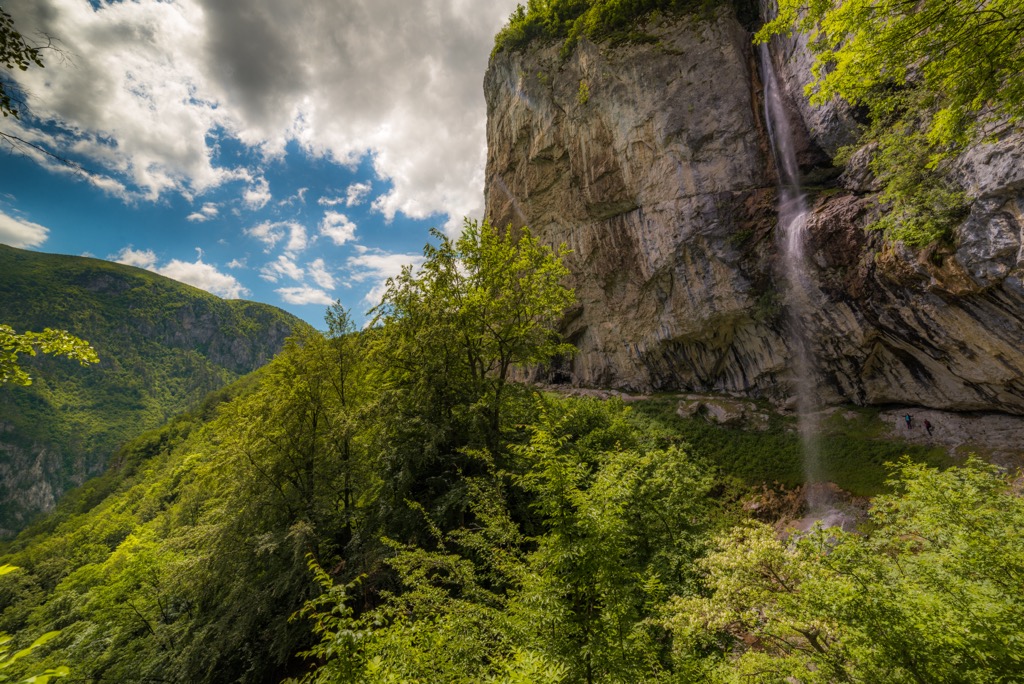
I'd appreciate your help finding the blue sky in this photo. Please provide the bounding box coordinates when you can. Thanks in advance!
[0,0,521,328]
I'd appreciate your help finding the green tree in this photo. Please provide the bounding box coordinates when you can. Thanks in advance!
[668,458,1024,682]
[757,0,1024,245]
[290,396,714,684]
[508,403,715,683]
[371,218,574,450]
[367,217,574,539]
[0,566,68,684]
[0,324,98,386]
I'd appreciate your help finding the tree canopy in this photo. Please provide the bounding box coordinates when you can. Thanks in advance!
[493,0,733,57]
[758,0,1024,245]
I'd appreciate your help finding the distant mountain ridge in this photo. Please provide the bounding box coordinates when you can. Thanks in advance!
[0,244,310,536]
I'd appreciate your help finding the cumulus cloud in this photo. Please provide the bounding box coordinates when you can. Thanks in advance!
[186,202,220,222]
[276,285,333,306]
[345,181,372,207]
[346,246,424,306]
[5,0,247,200]
[320,211,357,246]
[246,220,308,254]
[279,187,308,206]
[307,257,336,290]
[260,254,304,283]
[243,177,272,210]
[4,0,517,223]
[108,244,248,298]
[0,210,49,248]
[157,258,250,298]
[109,246,158,269]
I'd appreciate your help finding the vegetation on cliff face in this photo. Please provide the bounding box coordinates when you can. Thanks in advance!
[0,244,308,535]
[492,0,749,57]
[0,221,1019,684]
[759,0,1024,246]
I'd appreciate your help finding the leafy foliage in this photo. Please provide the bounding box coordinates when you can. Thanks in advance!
[0,324,97,387]
[757,0,1024,245]
[290,397,718,684]
[368,218,574,525]
[0,219,582,683]
[0,566,67,684]
[632,399,950,496]
[0,7,44,120]
[668,458,1024,682]
[493,0,729,57]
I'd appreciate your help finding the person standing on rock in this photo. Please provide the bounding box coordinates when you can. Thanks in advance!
[905,414,913,429]
[924,419,933,435]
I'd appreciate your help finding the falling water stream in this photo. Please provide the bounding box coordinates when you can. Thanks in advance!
[758,44,831,514]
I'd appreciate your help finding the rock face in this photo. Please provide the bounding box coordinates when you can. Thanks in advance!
[483,8,1024,415]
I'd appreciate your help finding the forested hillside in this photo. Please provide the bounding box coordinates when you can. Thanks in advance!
[0,220,1020,684]
[0,245,308,535]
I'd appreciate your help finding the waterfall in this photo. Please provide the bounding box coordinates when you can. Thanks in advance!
[758,43,829,512]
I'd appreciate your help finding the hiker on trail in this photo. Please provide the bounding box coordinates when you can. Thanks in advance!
[924,419,933,435]
[904,414,912,429]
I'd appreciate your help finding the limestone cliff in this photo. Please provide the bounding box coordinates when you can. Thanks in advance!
[484,8,1024,414]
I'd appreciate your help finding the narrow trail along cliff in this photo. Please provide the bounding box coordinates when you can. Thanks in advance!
[483,7,1024,421]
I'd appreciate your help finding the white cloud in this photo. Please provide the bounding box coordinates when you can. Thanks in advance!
[4,0,247,200]
[109,246,158,269]
[246,221,283,250]
[320,211,357,246]
[307,258,336,290]
[279,187,308,206]
[244,177,272,210]
[226,257,247,269]
[260,254,304,282]
[157,258,250,298]
[186,202,220,222]
[276,285,333,306]
[246,220,307,254]
[3,0,518,224]
[345,181,372,207]
[0,210,49,248]
[346,247,424,306]
[107,244,248,298]
[285,223,308,253]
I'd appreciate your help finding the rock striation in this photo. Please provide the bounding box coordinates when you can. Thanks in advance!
[484,7,1024,416]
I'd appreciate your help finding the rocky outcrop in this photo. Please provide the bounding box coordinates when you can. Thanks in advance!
[484,8,1024,415]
